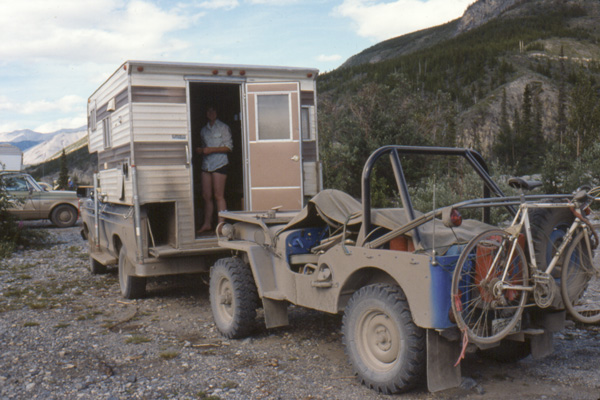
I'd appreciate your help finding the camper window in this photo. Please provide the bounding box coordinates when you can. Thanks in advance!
[90,103,97,132]
[256,94,291,140]
[102,117,112,149]
[301,106,315,141]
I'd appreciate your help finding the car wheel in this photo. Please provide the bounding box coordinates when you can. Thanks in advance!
[50,204,78,228]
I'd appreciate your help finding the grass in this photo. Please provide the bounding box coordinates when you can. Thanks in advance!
[222,381,238,390]
[76,310,103,321]
[159,351,179,360]
[125,334,151,344]
[196,392,221,400]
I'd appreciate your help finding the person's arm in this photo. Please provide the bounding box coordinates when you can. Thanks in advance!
[197,146,231,155]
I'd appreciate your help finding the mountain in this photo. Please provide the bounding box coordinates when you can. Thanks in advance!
[22,128,87,166]
[318,0,600,196]
[342,0,519,68]
[0,129,49,151]
[0,127,87,155]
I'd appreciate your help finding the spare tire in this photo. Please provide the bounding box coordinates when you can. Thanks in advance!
[530,204,574,277]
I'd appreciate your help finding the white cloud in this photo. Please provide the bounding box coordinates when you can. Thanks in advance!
[0,95,85,115]
[0,122,23,134]
[246,0,299,4]
[336,0,472,41]
[0,0,195,63]
[197,0,240,9]
[34,116,88,134]
[317,54,342,62]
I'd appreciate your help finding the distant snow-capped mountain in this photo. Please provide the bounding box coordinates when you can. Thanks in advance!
[0,127,87,152]
[22,128,87,166]
[0,129,49,143]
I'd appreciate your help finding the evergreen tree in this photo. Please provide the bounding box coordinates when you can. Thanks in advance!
[568,74,600,157]
[57,149,69,190]
[494,89,514,165]
[556,46,568,145]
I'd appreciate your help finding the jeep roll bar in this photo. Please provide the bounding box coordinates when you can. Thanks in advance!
[361,145,509,249]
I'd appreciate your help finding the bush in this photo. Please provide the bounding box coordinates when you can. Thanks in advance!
[0,174,18,257]
[0,175,48,258]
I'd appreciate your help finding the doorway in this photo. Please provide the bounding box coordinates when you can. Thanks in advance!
[189,82,244,236]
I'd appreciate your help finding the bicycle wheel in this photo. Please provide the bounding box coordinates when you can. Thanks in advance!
[561,230,600,323]
[451,229,529,345]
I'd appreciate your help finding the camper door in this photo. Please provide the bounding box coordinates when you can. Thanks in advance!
[246,82,303,210]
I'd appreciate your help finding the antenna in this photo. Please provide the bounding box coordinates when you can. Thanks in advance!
[431,174,438,266]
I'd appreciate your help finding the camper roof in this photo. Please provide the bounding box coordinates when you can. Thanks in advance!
[0,144,22,155]
[90,60,319,100]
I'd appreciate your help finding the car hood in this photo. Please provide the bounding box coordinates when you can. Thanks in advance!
[43,190,78,199]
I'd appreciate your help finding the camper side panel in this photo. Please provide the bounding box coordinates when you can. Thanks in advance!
[88,67,129,153]
[137,165,195,246]
[131,103,188,142]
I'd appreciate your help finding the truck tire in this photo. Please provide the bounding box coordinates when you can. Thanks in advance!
[530,205,574,276]
[209,257,259,339]
[118,246,146,299]
[50,204,78,228]
[342,284,425,394]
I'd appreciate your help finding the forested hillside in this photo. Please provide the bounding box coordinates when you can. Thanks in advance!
[317,0,600,199]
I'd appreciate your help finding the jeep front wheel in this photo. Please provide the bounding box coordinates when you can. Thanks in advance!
[209,257,259,339]
[342,284,425,394]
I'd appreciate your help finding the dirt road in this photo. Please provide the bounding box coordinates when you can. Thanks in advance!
[1,221,599,399]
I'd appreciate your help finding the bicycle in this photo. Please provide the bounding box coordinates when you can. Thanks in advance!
[450,186,600,345]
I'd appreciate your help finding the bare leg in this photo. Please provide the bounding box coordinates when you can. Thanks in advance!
[199,171,213,232]
[212,172,228,223]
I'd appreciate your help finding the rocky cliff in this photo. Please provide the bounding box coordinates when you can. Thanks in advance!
[456,0,518,34]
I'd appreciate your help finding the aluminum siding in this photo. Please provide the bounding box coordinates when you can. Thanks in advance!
[136,165,195,246]
[88,67,129,153]
[131,103,188,142]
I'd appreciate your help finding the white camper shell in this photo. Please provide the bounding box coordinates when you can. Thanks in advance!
[0,144,23,171]
[81,60,321,298]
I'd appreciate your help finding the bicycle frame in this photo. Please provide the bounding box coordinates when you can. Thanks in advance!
[496,201,594,295]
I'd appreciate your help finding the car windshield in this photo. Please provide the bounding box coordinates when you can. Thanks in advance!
[2,174,43,192]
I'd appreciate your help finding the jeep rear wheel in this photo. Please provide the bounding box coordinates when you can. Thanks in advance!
[51,204,78,228]
[118,246,146,299]
[342,284,425,394]
[209,257,259,339]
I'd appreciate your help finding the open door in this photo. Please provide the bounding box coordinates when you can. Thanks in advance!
[246,82,303,211]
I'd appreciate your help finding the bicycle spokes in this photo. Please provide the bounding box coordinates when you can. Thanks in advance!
[452,229,529,344]
[561,230,600,323]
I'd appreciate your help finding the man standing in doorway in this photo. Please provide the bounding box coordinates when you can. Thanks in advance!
[196,106,232,233]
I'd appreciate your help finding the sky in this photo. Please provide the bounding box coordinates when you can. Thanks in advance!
[0,0,472,134]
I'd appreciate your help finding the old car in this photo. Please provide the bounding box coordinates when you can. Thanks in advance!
[1,171,79,227]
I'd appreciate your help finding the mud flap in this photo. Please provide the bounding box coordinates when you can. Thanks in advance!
[426,329,461,392]
[530,310,565,359]
[530,330,553,359]
[262,298,289,329]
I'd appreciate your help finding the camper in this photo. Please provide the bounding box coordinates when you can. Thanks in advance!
[80,60,321,298]
[0,144,23,171]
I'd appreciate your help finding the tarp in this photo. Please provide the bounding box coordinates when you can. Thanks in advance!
[280,188,493,253]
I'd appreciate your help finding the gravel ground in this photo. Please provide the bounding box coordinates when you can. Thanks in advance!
[1,220,600,400]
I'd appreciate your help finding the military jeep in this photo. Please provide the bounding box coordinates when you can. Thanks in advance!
[209,145,570,393]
